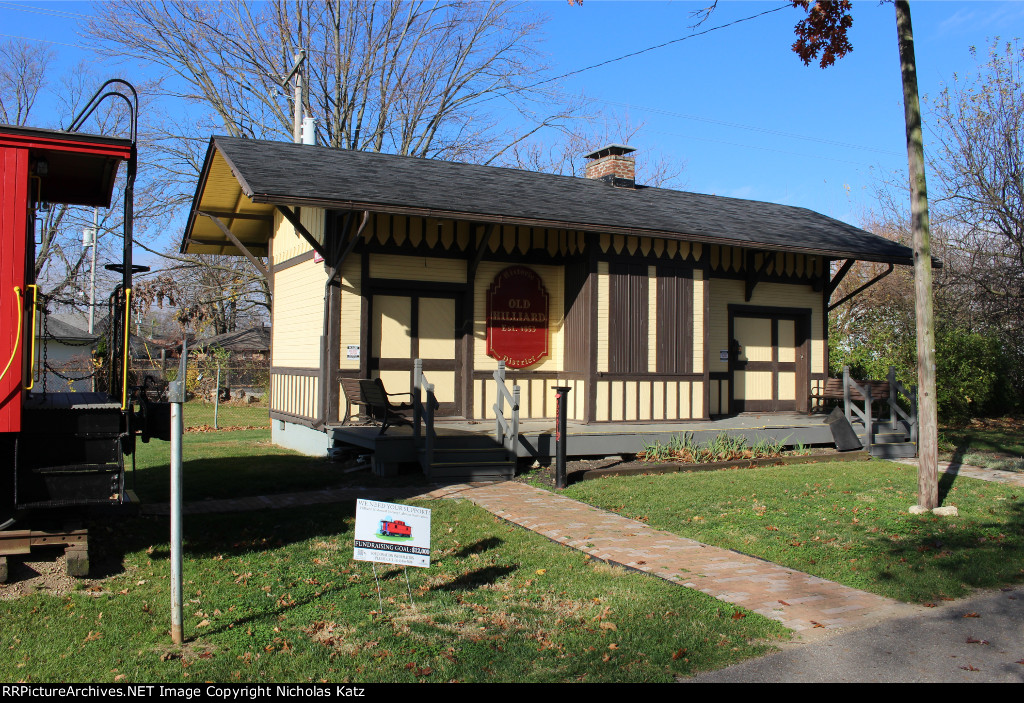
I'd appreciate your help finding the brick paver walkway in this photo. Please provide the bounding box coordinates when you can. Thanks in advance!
[444,482,919,638]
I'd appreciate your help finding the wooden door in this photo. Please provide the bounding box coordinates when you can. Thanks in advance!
[370,293,461,415]
[730,310,809,413]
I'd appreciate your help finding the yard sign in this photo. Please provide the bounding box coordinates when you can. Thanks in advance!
[353,499,432,568]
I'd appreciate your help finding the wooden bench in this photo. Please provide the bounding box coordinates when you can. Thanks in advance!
[357,378,413,435]
[340,377,371,425]
[810,377,889,411]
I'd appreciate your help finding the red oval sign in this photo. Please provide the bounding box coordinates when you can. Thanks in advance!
[486,266,549,368]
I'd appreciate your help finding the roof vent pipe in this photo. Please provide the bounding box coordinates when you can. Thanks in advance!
[301,117,317,145]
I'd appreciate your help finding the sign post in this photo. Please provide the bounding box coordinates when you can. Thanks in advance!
[353,499,432,609]
[167,338,187,645]
[552,386,571,489]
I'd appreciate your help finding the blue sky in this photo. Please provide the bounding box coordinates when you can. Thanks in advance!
[3,0,1023,237]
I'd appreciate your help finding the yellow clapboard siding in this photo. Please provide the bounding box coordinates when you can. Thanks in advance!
[693,269,705,374]
[339,256,362,370]
[272,261,327,367]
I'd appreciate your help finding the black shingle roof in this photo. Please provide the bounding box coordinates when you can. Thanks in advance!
[202,136,914,264]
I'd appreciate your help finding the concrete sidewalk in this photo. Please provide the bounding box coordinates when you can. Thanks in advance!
[686,585,1024,682]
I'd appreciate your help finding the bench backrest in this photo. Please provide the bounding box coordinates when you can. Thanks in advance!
[821,377,889,400]
[340,377,363,404]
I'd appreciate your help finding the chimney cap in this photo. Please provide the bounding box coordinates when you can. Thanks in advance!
[583,144,636,160]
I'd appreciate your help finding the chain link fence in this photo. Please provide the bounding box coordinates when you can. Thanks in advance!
[133,356,271,430]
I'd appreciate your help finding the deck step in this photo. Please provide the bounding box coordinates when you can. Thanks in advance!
[425,462,516,481]
[869,442,918,459]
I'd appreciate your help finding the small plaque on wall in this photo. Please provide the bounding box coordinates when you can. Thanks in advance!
[347,345,360,360]
[720,350,729,361]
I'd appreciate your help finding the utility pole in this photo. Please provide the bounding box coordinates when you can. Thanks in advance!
[895,1,938,510]
[280,50,306,144]
[84,208,99,334]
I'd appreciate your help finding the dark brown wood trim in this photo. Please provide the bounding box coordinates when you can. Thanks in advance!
[270,366,320,377]
[326,282,341,423]
[198,209,273,221]
[273,249,315,272]
[365,278,467,293]
[702,255,711,419]
[359,253,370,380]
[269,409,318,428]
[595,372,704,381]
[587,238,599,424]
[823,257,831,378]
[197,211,270,282]
[471,371,587,380]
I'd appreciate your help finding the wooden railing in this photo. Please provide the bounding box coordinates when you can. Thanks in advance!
[413,359,438,473]
[842,365,918,447]
[887,366,919,444]
[492,361,521,458]
[843,366,873,448]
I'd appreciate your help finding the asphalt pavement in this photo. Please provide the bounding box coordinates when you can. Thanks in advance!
[686,585,1024,683]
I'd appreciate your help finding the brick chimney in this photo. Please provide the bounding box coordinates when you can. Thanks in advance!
[583,144,636,188]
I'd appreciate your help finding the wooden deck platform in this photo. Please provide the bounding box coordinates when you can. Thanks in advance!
[329,412,836,467]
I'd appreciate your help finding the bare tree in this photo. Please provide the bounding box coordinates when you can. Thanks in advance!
[87,0,573,164]
[928,39,1024,348]
[504,111,686,188]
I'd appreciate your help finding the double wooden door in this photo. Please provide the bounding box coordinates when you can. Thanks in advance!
[369,292,462,415]
[730,308,810,413]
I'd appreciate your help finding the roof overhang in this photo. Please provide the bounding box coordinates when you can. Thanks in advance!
[0,124,132,207]
[181,136,920,267]
[180,139,272,256]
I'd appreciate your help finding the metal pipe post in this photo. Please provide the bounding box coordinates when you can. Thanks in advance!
[170,398,183,644]
[168,340,187,645]
[552,386,571,489]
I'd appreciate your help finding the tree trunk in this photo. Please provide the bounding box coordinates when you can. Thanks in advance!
[895,0,938,509]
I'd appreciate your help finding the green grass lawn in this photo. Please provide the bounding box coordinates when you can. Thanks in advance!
[560,460,1024,603]
[181,402,270,429]
[0,500,788,683]
[939,417,1024,472]
[129,429,424,504]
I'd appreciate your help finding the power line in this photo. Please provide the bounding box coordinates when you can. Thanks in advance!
[476,3,791,107]
[0,1,896,164]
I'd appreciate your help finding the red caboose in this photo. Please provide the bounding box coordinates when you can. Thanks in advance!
[380,520,412,537]
[0,81,167,579]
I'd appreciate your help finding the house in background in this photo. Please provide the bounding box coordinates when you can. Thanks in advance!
[32,313,98,393]
[178,138,914,473]
[194,325,271,360]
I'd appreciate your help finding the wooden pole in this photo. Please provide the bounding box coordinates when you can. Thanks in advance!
[895,1,938,509]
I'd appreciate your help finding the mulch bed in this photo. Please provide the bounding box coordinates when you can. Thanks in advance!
[516,449,869,489]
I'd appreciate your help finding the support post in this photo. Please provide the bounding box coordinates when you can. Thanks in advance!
[552,386,571,489]
[168,339,187,646]
[843,365,852,423]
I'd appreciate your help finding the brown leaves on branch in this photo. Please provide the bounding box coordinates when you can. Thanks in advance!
[792,0,854,69]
